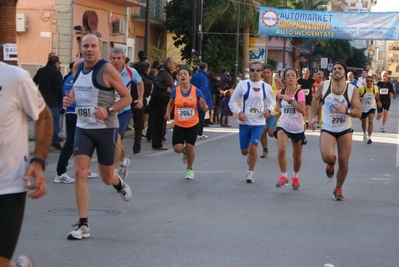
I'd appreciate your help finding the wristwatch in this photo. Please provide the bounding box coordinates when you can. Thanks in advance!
[107,106,114,115]
[288,99,294,104]
[30,157,47,170]
[346,108,351,115]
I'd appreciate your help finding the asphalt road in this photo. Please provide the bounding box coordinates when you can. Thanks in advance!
[15,100,399,267]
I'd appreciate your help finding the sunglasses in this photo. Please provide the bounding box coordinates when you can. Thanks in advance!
[250,68,261,72]
[366,80,373,82]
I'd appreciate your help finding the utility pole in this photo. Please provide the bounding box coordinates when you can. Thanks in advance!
[198,0,203,63]
[144,0,150,57]
[234,0,240,86]
[191,0,197,66]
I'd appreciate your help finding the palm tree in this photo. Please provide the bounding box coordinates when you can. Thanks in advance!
[0,0,18,65]
[204,0,280,73]
[313,39,354,62]
[289,0,329,69]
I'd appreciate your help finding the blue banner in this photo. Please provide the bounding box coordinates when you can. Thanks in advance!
[258,7,399,40]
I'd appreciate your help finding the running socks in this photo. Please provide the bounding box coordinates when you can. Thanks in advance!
[113,179,122,191]
[79,218,88,227]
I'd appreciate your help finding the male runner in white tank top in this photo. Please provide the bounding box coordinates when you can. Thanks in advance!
[63,34,133,240]
[310,59,361,201]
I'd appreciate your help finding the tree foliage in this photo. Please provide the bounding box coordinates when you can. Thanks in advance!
[313,40,353,62]
[346,47,368,69]
[165,0,238,73]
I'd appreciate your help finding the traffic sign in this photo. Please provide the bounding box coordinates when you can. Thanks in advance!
[321,57,328,69]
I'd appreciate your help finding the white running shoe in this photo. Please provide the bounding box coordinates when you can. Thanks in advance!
[67,224,90,240]
[118,158,131,180]
[116,177,132,202]
[54,173,75,184]
[245,172,254,183]
[14,255,34,267]
[87,170,98,179]
[363,134,367,143]
[185,168,194,180]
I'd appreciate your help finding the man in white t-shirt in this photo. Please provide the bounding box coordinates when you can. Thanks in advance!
[0,62,53,267]
[356,69,367,89]
[229,61,276,183]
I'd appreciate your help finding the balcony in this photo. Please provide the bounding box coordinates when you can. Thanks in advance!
[101,0,146,7]
[387,58,399,64]
[130,6,166,28]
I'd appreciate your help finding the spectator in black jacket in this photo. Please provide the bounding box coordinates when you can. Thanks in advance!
[209,71,224,124]
[130,61,153,154]
[151,57,176,150]
[33,55,63,150]
[219,67,232,89]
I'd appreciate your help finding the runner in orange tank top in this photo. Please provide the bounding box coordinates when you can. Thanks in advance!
[165,68,208,180]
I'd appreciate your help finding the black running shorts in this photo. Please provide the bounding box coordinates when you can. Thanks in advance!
[73,127,118,166]
[0,192,26,259]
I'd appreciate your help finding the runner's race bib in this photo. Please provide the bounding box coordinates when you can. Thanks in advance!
[380,88,388,95]
[178,107,194,120]
[76,103,96,123]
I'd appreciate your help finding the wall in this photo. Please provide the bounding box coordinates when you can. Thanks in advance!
[17,0,57,64]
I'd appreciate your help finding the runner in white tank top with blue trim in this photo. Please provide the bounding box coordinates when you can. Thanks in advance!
[310,59,361,201]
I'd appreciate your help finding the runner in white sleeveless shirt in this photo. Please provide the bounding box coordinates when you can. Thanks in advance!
[310,59,361,201]
[63,34,133,240]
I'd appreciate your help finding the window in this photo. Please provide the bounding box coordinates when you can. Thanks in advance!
[154,0,162,20]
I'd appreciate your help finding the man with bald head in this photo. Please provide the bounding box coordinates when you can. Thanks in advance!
[376,71,395,132]
[63,34,133,240]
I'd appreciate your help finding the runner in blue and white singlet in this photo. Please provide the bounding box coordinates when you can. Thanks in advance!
[74,60,118,129]
[310,59,361,201]
[62,34,133,241]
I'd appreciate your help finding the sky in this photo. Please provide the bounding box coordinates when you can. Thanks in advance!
[371,0,399,12]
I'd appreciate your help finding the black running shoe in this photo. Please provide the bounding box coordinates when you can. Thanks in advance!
[325,155,336,178]
[333,187,344,201]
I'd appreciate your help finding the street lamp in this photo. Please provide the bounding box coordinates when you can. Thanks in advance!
[368,49,375,59]
[368,49,375,74]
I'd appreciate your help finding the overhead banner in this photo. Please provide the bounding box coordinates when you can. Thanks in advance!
[258,7,399,40]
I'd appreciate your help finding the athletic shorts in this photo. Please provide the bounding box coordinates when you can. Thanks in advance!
[361,109,376,119]
[172,123,200,146]
[238,124,264,150]
[0,192,26,259]
[305,95,313,106]
[74,127,118,166]
[274,127,307,145]
[118,109,132,138]
[266,115,277,131]
[377,100,391,113]
[321,128,353,139]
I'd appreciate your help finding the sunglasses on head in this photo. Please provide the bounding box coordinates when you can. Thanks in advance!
[250,68,261,72]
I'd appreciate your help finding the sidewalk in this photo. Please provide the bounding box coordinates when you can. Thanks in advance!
[28,119,175,153]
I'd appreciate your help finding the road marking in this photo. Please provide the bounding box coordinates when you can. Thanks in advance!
[147,132,237,157]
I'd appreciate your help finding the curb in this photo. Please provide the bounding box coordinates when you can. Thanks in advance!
[28,120,175,154]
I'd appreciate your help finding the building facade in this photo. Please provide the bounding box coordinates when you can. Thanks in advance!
[16,0,166,76]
